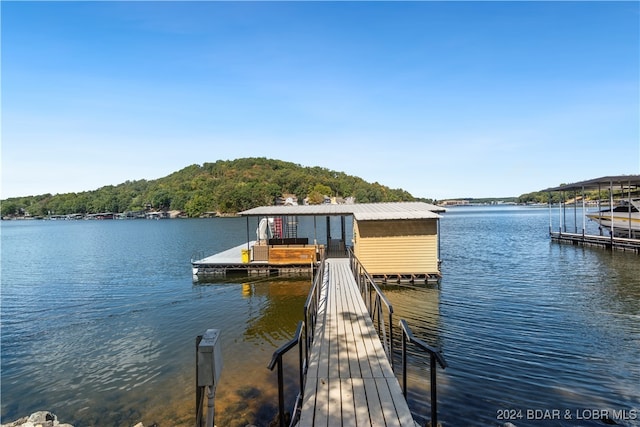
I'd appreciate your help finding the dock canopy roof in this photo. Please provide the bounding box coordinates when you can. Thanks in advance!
[542,175,640,192]
[239,202,444,220]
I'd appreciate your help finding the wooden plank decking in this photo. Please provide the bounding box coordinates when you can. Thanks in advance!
[299,259,415,427]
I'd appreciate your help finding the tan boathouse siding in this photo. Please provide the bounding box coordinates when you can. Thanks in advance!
[354,218,439,274]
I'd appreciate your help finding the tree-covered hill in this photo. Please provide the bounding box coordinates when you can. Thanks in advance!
[2,158,416,218]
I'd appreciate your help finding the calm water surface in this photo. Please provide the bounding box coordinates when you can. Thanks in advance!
[1,207,639,426]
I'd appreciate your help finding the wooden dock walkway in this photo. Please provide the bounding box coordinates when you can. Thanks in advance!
[299,259,415,427]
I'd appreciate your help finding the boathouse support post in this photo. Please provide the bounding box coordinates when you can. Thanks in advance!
[561,191,566,233]
[610,182,614,245]
[326,216,331,246]
[573,189,578,234]
[341,215,346,252]
[558,193,562,234]
[628,179,633,238]
[598,183,603,236]
[313,216,317,245]
[246,216,250,251]
[548,192,552,235]
[582,186,586,237]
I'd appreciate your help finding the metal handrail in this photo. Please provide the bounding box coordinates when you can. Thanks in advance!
[348,249,395,368]
[266,256,325,427]
[399,319,447,427]
[267,320,305,427]
[303,257,326,368]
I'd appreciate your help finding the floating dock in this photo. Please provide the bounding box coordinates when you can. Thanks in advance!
[300,259,414,426]
[191,241,317,276]
[192,202,445,280]
[550,231,640,253]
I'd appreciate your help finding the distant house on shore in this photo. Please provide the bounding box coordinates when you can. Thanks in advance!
[276,194,299,206]
[440,199,470,206]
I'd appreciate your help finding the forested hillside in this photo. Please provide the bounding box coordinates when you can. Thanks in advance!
[2,158,416,218]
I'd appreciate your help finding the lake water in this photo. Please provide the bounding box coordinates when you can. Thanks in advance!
[1,207,639,426]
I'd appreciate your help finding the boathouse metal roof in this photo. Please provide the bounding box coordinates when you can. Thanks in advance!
[239,201,444,220]
[542,175,640,192]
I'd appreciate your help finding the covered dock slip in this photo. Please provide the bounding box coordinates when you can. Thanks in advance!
[544,175,640,253]
[192,202,445,282]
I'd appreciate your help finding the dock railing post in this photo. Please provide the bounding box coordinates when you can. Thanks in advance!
[276,356,285,427]
[195,335,203,427]
[430,353,438,427]
[399,319,447,427]
[268,321,305,427]
[402,330,408,398]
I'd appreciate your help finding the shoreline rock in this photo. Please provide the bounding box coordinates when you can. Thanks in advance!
[1,412,148,427]
[1,411,73,427]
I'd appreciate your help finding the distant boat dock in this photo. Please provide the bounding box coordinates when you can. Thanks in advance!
[544,175,640,253]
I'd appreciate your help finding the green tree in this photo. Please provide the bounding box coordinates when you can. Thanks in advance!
[1,157,419,217]
[1,201,17,217]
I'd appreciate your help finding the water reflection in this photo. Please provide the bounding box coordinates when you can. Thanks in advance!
[380,283,443,426]
[382,283,442,348]
[3,213,638,427]
[189,278,310,427]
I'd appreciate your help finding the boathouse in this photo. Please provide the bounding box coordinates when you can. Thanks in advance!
[352,205,441,278]
[192,202,445,280]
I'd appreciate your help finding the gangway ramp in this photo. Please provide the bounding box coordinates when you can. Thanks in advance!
[299,259,415,427]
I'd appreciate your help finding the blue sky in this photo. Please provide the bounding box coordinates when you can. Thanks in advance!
[2,1,639,200]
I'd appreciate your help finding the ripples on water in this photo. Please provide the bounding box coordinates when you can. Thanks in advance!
[2,209,639,426]
[1,219,309,426]
[384,207,640,426]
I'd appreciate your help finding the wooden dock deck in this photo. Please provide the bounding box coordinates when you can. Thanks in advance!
[299,259,415,426]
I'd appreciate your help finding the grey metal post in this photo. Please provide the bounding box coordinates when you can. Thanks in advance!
[246,216,250,251]
[610,183,614,246]
[196,335,203,426]
[573,189,578,234]
[430,354,438,427]
[206,386,215,427]
[402,332,407,398]
[582,186,586,237]
[197,329,222,427]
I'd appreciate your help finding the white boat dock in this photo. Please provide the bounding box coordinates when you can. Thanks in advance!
[192,241,316,276]
[544,175,640,253]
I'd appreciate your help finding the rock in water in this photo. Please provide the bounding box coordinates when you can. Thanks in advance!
[1,411,74,427]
